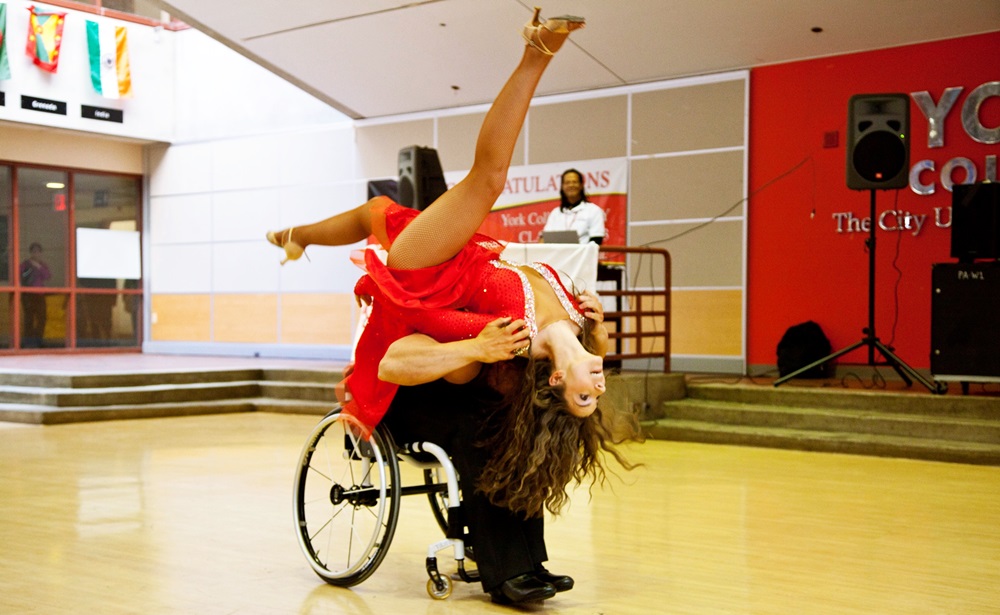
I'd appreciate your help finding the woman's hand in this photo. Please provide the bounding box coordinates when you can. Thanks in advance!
[577,290,604,324]
[578,290,610,357]
[475,317,531,362]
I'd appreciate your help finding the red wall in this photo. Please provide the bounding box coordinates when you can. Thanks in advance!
[747,31,1000,370]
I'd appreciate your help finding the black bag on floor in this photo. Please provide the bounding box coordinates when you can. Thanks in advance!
[776,321,832,378]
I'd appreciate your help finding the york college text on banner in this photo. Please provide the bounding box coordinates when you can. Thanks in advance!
[444,158,628,261]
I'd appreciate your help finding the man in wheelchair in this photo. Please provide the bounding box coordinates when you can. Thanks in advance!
[378,320,575,605]
[290,10,638,603]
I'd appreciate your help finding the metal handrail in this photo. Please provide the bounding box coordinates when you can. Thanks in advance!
[597,246,671,372]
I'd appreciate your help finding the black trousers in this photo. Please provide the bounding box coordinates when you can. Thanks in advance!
[382,379,546,591]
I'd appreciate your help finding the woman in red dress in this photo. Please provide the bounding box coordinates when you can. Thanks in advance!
[268,9,608,436]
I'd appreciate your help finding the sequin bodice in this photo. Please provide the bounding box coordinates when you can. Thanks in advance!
[486,260,585,338]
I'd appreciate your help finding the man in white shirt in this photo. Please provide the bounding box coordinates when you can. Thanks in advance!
[542,169,606,244]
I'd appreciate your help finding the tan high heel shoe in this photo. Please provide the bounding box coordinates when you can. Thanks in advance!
[521,6,585,56]
[266,227,309,265]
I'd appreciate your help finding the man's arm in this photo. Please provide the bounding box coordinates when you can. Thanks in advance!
[379,317,529,386]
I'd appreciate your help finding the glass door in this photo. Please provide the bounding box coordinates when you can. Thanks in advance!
[74,173,142,348]
[17,167,70,349]
[0,166,11,349]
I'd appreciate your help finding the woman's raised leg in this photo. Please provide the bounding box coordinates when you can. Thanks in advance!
[267,198,381,264]
[266,10,583,269]
[386,10,583,270]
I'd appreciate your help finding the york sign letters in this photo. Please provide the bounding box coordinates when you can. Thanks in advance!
[834,81,998,236]
[909,81,999,195]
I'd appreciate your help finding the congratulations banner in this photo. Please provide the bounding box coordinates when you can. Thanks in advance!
[445,157,628,252]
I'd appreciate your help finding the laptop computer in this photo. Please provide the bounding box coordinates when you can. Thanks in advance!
[541,230,580,244]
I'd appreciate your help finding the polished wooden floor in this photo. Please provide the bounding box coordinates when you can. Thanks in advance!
[2,412,999,614]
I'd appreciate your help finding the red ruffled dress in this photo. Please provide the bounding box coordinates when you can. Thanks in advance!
[343,198,586,433]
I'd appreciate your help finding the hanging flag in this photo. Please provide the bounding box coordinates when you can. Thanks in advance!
[86,20,132,98]
[0,3,11,80]
[25,5,66,73]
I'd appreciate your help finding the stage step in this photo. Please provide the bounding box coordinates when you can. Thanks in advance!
[686,382,999,419]
[0,368,682,426]
[0,368,340,389]
[646,382,1000,466]
[0,368,341,425]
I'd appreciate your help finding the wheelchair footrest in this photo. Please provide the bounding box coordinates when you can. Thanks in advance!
[457,559,480,583]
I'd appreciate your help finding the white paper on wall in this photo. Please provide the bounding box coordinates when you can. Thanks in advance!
[76,228,141,280]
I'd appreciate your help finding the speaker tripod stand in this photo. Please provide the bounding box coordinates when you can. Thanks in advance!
[774,189,946,394]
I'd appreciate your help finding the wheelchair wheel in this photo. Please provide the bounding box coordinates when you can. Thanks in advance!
[427,575,453,600]
[293,409,401,586]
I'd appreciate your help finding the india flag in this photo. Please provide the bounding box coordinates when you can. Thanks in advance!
[86,20,132,98]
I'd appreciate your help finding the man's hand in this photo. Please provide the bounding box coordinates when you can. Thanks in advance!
[474,317,530,362]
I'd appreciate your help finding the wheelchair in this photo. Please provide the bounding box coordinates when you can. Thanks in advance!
[292,405,478,599]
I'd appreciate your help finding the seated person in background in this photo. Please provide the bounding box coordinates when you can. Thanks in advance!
[542,168,606,244]
[19,242,52,348]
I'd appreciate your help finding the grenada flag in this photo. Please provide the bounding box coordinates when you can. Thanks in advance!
[1,3,11,80]
[86,20,132,98]
[25,5,65,73]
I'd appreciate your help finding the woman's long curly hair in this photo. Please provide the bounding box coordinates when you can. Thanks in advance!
[476,319,643,518]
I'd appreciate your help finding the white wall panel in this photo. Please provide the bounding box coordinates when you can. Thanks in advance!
[212,189,281,242]
[147,144,214,196]
[150,244,213,293]
[278,128,357,186]
[149,194,213,245]
[211,242,280,293]
[211,136,282,192]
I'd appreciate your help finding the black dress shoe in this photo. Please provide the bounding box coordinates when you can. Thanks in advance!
[489,573,557,604]
[534,567,574,592]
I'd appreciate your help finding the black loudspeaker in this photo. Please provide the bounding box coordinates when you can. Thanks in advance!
[951,182,1000,262]
[931,262,1000,379]
[846,93,910,190]
[397,146,447,211]
[367,179,398,202]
